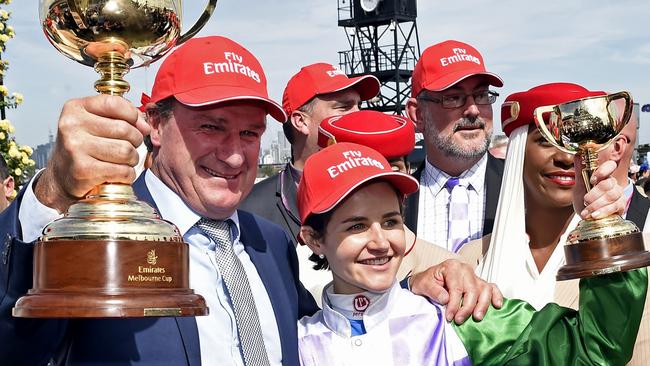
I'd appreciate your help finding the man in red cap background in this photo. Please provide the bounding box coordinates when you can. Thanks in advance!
[405,40,505,253]
[241,62,380,240]
[0,36,319,366]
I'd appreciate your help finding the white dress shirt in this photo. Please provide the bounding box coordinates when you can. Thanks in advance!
[417,155,488,248]
[19,170,282,366]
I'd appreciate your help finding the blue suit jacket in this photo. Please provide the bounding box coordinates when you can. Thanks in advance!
[0,174,318,365]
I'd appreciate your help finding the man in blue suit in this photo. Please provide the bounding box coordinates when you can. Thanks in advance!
[0,36,497,366]
[1,35,319,366]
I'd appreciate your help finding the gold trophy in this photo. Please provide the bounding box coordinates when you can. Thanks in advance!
[534,91,650,280]
[13,0,218,318]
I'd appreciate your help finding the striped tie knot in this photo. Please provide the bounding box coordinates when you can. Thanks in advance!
[445,177,461,190]
[196,218,232,251]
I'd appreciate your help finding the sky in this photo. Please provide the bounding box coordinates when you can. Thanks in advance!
[3,0,650,150]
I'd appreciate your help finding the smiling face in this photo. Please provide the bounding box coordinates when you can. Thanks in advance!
[150,100,266,220]
[523,125,575,209]
[304,181,405,294]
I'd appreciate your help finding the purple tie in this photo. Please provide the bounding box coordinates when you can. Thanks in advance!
[446,178,470,252]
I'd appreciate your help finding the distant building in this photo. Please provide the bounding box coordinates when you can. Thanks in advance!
[262,154,274,165]
[259,132,291,165]
[33,132,55,169]
[271,142,280,164]
[278,131,287,150]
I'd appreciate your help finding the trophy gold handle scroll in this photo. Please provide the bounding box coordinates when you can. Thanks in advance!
[92,0,219,95]
[178,0,218,45]
[40,0,219,96]
[606,91,633,134]
[533,105,574,154]
[533,102,598,191]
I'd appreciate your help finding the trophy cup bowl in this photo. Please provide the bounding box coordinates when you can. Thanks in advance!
[13,0,218,318]
[534,91,650,280]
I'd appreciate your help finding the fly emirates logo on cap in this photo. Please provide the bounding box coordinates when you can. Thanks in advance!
[440,47,481,67]
[326,66,346,78]
[203,51,262,83]
[327,149,385,178]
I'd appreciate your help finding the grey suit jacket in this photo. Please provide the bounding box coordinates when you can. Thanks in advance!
[240,164,301,240]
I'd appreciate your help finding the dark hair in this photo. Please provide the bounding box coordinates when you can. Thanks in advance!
[146,97,175,121]
[143,97,175,153]
[304,210,333,270]
[282,119,295,144]
[143,135,153,152]
[0,155,8,180]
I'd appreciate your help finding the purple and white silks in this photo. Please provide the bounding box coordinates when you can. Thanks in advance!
[297,282,471,366]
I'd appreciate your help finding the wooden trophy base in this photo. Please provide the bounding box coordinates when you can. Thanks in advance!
[557,232,650,280]
[13,240,209,318]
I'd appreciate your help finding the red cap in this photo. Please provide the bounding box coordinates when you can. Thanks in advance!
[297,142,419,225]
[149,36,286,122]
[282,63,380,117]
[411,40,503,97]
[139,93,151,112]
[318,110,415,159]
[501,83,606,137]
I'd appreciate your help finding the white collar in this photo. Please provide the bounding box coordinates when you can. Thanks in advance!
[523,234,567,280]
[320,281,400,338]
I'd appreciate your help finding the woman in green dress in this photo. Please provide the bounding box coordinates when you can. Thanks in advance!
[296,141,647,365]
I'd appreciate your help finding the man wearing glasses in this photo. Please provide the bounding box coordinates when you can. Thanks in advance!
[405,40,504,253]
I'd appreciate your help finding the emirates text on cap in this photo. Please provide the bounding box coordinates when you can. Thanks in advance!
[203,51,261,83]
[327,150,385,178]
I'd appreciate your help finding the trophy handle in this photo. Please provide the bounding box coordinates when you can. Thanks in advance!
[177,0,219,45]
[533,105,574,154]
[606,91,633,132]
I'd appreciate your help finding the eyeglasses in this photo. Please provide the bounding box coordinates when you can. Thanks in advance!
[417,90,499,109]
